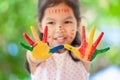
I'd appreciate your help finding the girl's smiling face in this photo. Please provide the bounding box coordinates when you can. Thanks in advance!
[39,3,79,48]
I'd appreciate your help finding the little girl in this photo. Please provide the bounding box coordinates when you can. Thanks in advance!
[25,0,90,80]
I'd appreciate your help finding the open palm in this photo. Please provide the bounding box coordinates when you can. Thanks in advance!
[64,26,110,61]
[20,26,64,60]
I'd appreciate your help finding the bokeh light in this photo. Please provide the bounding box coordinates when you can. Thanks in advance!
[7,43,18,56]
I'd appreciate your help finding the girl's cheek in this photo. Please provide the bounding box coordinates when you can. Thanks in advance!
[70,29,75,40]
[47,31,51,40]
[48,35,51,40]
[70,29,75,35]
[47,29,52,41]
[47,35,52,43]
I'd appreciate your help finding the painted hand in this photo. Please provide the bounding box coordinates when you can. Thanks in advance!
[64,26,110,61]
[20,26,64,60]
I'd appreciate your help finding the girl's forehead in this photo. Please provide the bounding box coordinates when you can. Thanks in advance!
[43,3,75,20]
[46,3,72,14]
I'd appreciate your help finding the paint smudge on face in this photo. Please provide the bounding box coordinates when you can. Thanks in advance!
[48,36,51,39]
[70,37,73,40]
[59,28,64,31]
[49,8,69,14]
[70,29,75,35]
[71,29,75,32]
[69,29,75,40]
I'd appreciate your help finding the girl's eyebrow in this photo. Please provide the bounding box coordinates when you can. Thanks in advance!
[46,16,73,21]
[64,16,73,20]
[46,17,55,21]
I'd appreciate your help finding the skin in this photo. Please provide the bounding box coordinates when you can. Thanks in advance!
[34,3,90,73]
[38,3,80,52]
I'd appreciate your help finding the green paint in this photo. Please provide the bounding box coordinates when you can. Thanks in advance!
[20,42,33,51]
[90,47,110,61]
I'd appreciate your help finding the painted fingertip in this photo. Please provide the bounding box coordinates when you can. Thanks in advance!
[30,26,40,42]
[23,33,36,46]
[20,42,33,51]
[49,45,64,53]
[97,47,110,53]
[93,32,104,47]
[42,26,48,43]
[90,47,110,61]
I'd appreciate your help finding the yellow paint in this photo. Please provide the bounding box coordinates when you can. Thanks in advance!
[84,26,96,60]
[64,44,82,60]
[30,26,40,43]
[30,26,51,60]
[32,42,51,60]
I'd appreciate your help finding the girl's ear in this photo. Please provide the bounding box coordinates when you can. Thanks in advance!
[37,21,43,33]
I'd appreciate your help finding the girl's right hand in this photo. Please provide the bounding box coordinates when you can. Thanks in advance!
[20,26,64,61]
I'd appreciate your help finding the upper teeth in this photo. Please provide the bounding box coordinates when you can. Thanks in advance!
[57,38,64,40]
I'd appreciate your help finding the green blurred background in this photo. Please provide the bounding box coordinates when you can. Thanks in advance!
[0,0,120,80]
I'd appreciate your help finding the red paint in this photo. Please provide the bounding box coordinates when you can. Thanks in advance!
[88,32,104,60]
[42,26,48,43]
[49,8,70,13]
[77,26,104,60]
[70,33,74,35]
[23,33,37,47]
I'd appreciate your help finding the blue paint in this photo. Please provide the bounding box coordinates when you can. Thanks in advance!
[50,45,64,53]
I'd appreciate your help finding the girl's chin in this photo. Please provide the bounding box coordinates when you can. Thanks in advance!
[48,40,69,48]
[54,42,67,47]
[55,48,66,53]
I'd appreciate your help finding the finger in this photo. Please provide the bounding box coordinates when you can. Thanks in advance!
[88,32,104,61]
[64,44,82,59]
[49,45,64,53]
[42,26,48,43]
[20,42,33,51]
[84,26,96,60]
[90,47,110,61]
[30,26,40,43]
[23,33,37,47]
[81,26,86,42]
[93,32,104,48]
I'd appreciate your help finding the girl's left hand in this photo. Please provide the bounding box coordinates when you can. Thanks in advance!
[64,26,110,61]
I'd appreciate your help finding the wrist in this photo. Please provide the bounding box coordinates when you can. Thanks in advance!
[26,50,42,66]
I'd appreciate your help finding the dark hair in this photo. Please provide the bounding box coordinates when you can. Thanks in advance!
[25,0,81,73]
[38,0,80,22]
[37,0,81,60]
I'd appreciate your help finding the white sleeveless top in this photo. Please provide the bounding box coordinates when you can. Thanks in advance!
[31,51,89,80]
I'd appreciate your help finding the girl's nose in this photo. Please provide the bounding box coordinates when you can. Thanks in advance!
[56,26,64,33]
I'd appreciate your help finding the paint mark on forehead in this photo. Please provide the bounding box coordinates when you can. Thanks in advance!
[49,8,69,14]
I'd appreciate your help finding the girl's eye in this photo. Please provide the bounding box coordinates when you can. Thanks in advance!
[64,21,72,24]
[47,22,55,24]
